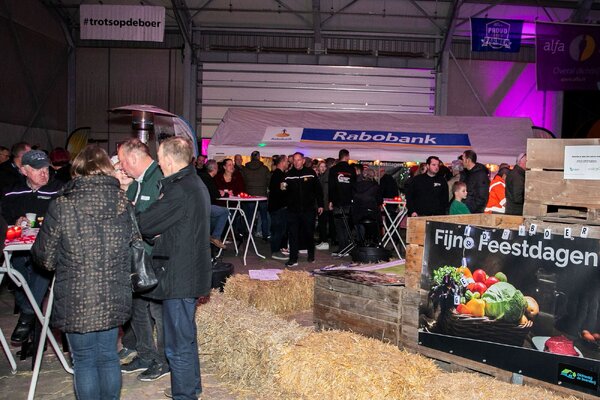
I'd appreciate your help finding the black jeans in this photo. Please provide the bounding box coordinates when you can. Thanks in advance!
[317,210,333,243]
[287,209,316,262]
[333,206,353,252]
[269,207,287,254]
[130,296,166,364]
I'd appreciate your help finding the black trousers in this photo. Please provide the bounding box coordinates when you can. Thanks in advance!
[287,209,316,262]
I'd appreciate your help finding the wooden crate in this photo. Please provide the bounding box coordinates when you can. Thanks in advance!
[313,274,404,345]
[525,138,600,223]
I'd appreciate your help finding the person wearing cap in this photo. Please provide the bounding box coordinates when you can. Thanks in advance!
[0,149,63,344]
[241,150,271,240]
[505,152,527,215]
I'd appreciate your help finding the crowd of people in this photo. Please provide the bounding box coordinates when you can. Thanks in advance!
[0,138,209,400]
[0,139,527,400]
[197,147,527,265]
[404,149,527,217]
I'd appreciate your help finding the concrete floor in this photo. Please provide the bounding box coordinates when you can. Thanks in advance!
[0,235,375,400]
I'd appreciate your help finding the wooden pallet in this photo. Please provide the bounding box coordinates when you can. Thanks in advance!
[525,138,600,223]
[313,274,404,345]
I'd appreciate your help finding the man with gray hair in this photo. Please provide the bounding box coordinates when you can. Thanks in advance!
[199,159,228,248]
[118,138,168,381]
[138,136,212,399]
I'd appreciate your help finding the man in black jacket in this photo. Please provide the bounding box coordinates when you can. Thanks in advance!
[328,149,356,254]
[1,150,62,343]
[405,156,449,216]
[460,150,490,213]
[138,137,211,399]
[505,152,527,215]
[268,154,289,260]
[283,152,323,267]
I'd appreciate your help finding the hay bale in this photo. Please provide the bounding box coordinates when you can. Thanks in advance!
[418,372,576,400]
[196,291,310,393]
[224,270,314,315]
[276,330,440,400]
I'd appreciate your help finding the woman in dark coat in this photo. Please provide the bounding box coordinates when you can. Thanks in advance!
[32,145,132,400]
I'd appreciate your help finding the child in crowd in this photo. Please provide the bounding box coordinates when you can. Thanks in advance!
[450,181,470,215]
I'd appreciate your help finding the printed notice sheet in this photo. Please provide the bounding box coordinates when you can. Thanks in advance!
[564,145,600,180]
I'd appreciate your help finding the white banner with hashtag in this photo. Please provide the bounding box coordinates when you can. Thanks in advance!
[80,5,165,42]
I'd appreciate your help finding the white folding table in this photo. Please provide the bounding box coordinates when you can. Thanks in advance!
[380,199,408,259]
[217,196,267,265]
[0,232,73,400]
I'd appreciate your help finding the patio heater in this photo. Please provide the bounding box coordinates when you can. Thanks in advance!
[131,110,154,144]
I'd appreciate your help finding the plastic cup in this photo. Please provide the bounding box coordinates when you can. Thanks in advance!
[26,213,37,228]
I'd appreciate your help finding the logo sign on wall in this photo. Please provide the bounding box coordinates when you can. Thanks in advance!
[262,127,304,143]
[536,21,600,91]
[261,127,472,148]
[300,128,471,148]
[80,5,165,42]
[471,18,524,52]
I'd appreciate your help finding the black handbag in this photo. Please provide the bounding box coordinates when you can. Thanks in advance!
[128,206,158,293]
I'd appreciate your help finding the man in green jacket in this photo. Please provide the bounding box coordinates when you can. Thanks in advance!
[118,139,168,381]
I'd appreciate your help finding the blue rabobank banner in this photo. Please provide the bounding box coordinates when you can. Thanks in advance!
[301,128,471,147]
[471,18,523,52]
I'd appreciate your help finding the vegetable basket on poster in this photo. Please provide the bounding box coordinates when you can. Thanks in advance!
[428,265,539,346]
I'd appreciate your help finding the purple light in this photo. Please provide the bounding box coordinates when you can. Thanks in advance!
[468,60,560,135]
[201,138,210,156]
[491,63,559,133]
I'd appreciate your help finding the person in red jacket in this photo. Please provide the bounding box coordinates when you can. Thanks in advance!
[484,167,510,214]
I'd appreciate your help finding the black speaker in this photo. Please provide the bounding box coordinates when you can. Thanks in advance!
[212,262,234,291]
[350,246,390,263]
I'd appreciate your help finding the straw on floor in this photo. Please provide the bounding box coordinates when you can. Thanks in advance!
[223,270,314,315]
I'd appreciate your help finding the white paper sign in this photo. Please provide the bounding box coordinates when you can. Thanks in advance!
[564,145,600,180]
[80,5,165,42]
[248,269,282,281]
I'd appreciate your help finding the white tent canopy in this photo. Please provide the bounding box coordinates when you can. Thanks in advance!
[208,108,534,165]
